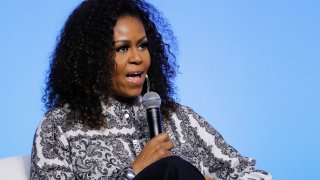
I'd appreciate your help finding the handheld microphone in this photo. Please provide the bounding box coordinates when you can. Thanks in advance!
[142,91,163,138]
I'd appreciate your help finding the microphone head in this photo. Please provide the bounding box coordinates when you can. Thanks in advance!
[142,91,161,109]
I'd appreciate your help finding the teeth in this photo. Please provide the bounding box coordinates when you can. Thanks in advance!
[127,71,143,77]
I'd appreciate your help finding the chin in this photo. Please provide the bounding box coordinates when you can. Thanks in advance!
[126,91,143,98]
[114,89,143,99]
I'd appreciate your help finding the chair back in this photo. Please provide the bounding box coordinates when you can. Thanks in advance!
[0,155,30,180]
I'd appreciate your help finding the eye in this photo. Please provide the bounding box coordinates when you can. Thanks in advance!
[115,45,129,53]
[138,41,148,51]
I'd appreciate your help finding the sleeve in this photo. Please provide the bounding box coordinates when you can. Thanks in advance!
[30,109,76,180]
[182,106,273,180]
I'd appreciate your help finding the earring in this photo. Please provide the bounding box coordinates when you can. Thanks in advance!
[145,74,150,92]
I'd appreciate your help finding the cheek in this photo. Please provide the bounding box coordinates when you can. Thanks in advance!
[144,52,151,70]
[113,56,126,75]
[111,61,125,88]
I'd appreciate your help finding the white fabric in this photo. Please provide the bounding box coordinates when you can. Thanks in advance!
[0,155,30,180]
[30,99,273,179]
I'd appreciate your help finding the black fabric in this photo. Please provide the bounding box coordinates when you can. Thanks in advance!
[133,156,205,180]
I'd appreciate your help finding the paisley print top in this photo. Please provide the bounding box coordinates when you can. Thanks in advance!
[30,97,273,180]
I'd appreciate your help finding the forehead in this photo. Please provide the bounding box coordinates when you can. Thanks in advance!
[113,16,146,39]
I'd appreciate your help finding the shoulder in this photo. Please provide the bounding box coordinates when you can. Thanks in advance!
[44,106,69,122]
[172,103,205,123]
[37,105,80,133]
[170,103,206,128]
[171,103,220,137]
[42,106,69,125]
[35,107,66,134]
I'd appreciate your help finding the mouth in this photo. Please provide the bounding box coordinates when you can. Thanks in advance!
[125,71,145,83]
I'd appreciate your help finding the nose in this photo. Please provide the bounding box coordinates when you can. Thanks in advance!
[128,47,143,64]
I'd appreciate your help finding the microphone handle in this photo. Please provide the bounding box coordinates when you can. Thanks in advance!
[146,108,163,138]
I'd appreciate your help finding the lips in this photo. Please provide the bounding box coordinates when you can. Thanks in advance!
[125,71,145,84]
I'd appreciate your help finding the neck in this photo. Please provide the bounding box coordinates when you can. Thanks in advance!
[108,95,141,105]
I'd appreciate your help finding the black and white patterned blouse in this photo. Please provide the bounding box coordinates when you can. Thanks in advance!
[30,97,273,180]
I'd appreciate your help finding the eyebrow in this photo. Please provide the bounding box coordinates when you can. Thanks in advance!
[114,36,147,44]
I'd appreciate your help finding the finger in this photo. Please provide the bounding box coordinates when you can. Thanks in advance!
[159,141,174,150]
[166,150,173,157]
[152,132,169,143]
[156,147,173,158]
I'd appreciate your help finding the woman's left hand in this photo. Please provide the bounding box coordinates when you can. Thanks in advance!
[205,176,215,180]
[130,132,174,174]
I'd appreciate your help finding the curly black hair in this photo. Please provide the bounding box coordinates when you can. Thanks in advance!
[43,0,178,129]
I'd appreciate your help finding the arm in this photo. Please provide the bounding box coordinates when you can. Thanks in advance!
[30,109,75,180]
[183,106,273,180]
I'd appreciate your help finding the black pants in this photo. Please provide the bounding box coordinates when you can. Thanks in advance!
[133,156,205,180]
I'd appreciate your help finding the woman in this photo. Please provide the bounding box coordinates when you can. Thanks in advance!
[30,0,273,179]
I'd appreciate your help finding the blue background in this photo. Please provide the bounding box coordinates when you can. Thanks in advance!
[1,0,319,179]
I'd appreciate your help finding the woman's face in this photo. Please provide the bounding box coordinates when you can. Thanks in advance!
[111,16,151,98]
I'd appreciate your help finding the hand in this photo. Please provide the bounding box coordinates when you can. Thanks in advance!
[205,176,215,180]
[131,132,174,174]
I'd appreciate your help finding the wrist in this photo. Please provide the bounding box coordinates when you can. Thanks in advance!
[130,161,142,174]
